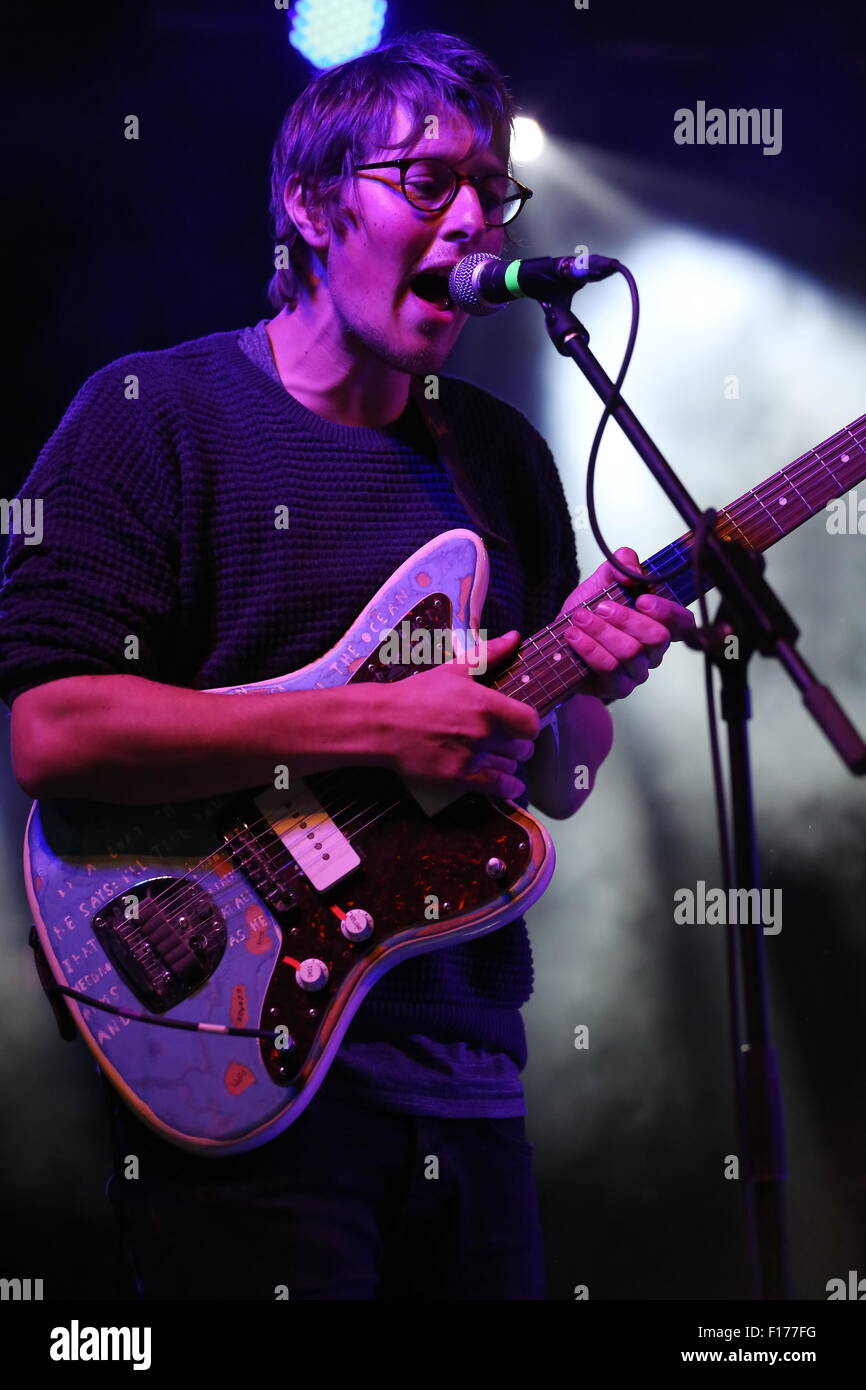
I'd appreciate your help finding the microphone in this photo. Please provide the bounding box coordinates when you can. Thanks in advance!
[448,252,622,316]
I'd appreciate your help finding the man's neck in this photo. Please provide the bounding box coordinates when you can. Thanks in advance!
[265,302,411,429]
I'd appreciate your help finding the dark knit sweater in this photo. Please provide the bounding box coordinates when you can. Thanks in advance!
[0,325,579,1083]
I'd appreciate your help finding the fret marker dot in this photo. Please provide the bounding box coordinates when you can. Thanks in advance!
[778,497,787,505]
[553,652,562,662]
[521,673,531,684]
[841,454,849,463]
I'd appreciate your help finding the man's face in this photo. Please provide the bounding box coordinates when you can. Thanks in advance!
[312,106,508,374]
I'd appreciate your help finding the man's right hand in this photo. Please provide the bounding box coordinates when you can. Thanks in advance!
[374,630,541,800]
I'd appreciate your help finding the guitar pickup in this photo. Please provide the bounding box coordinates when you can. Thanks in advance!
[254,784,361,893]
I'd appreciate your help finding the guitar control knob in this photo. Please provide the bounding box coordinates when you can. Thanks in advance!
[486,857,507,879]
[341,909,374,942]
[295,958,329,992]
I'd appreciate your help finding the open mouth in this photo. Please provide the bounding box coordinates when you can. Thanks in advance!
[407,269,454,312]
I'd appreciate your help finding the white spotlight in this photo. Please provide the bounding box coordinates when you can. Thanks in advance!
[512,116,545,163]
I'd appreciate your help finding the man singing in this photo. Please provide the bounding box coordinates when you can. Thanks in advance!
[0,29,694,1299]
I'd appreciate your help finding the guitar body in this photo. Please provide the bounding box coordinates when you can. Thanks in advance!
[24,529,555,1155]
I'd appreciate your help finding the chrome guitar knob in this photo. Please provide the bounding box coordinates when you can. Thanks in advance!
[340,909,374,942]
[486,857,507,879]
[295,958,329,991]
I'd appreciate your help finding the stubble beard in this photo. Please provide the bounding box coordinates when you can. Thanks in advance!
[342,305,453,377]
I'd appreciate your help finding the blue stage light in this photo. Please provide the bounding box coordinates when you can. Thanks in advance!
[289,0,387,70]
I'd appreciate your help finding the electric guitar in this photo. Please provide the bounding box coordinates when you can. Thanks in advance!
[24,413,865,1154]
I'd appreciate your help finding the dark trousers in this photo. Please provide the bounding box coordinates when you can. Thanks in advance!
[102,1077,546,1300]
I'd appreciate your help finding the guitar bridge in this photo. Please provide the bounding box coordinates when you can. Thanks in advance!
[92,877,226,1013]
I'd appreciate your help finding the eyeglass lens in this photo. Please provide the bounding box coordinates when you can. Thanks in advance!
[402,159,523,223]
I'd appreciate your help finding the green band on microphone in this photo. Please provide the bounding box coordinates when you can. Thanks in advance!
[504,260,526,298]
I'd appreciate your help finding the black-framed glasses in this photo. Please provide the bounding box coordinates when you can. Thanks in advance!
[353,157,533,227]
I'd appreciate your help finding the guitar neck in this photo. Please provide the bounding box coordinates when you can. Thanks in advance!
[490,414,866,718]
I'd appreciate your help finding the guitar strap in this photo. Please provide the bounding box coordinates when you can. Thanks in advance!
[410,376,508,551]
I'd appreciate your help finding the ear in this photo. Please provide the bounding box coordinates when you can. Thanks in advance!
[283,178,331,256]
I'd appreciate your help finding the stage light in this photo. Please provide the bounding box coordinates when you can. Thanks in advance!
[289,0,387,70]
[512,116,545,163]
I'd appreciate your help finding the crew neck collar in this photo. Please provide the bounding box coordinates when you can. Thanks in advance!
[235,319,430,452]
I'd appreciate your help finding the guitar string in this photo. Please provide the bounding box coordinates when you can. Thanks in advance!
[93,786,412,971]
[502,428,866,647]
[105,771,406,956]
[95,426,866,945]
[496,431,866,699]
[707,431,865,549]
[111,748,464,949]
[494,436,866,706]
[691,428,866,544]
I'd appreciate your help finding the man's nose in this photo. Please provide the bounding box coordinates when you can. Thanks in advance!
[439,181,491,238]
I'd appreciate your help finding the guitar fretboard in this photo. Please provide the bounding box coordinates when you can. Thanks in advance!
[490,415,866,717]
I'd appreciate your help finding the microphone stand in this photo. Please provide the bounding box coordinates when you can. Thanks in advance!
[539,292,866,1301]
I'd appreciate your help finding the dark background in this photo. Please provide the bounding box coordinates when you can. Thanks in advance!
[2,0,865,1301]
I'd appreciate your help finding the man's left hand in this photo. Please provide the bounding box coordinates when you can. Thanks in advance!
[561,547,696,703]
